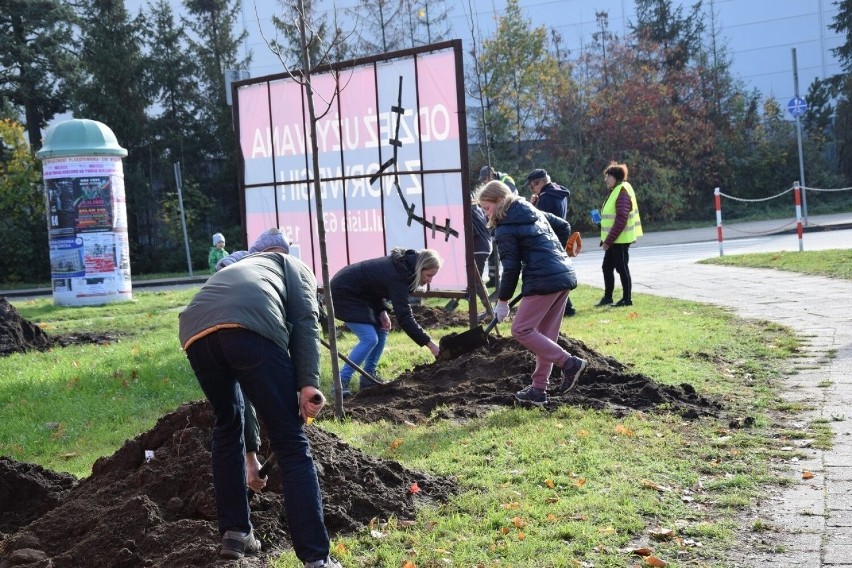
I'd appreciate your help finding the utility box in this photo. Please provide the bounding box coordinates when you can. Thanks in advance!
[36,119,132,306]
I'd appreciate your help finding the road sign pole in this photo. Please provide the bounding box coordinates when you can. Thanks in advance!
[792,47,808,224]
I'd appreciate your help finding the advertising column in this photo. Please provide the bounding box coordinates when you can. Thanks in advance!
[36,119,132,306]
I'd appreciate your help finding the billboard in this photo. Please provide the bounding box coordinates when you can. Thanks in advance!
[233,40,470,293]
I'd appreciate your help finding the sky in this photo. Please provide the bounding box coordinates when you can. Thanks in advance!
[219,0,845,112]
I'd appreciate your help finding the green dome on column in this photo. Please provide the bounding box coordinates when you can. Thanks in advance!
[36,119,128,159]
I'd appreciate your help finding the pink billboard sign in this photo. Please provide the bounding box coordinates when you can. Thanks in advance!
[235,42,468,293]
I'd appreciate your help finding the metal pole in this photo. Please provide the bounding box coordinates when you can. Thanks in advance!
[792,47,808,224]
[173,162,193,276]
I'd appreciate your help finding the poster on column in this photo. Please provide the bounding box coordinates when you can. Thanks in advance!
[235,40,469,292]
[43,155,132,306]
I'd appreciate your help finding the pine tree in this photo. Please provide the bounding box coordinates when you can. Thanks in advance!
[183,0,249,236]
[0,0,80,150]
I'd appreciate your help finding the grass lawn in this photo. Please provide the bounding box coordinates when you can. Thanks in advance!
[700,249,852,280]
[1,285,817,567]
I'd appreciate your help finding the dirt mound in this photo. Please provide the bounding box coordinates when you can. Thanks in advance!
[0,458,77,538]
[391,303,470,330]
[0,402,457,567]
[342,335,722,424]
[0,298,121,356]
[0,298,53,355]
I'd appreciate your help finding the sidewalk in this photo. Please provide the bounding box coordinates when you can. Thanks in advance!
[618,213,852,567]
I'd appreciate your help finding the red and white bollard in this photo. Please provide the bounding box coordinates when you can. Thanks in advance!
[793,181,804,252]
[714,187,724,257]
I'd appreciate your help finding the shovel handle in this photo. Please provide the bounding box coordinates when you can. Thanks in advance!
[483,294,523,334]
[247,453,278,500]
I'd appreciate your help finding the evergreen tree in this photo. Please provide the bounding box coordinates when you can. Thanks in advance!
[829,0,852,182]
[348,0,406,56]
[268,0,344,69]
[183,0,249,240]
[631,0,705,72]
[0,0,79,150]
[72,0,151,155]
[72,0,154,268]
[830,0,852,74]
[403,0,452,48]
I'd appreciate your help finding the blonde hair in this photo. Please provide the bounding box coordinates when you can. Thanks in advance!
[475,180,519,229]
[413,249,442,290]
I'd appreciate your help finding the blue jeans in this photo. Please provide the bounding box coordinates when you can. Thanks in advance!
[185,328,329,563]
[340,322,388,386]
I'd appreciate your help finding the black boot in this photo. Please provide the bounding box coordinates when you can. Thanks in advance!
[595,296,613,307]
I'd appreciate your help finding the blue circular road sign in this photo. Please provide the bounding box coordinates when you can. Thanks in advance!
[788,96,807,118]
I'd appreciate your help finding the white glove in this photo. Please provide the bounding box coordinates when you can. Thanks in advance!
[494,301,510,322]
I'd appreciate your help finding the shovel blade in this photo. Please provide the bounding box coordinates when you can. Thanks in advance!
[438,325,489,361]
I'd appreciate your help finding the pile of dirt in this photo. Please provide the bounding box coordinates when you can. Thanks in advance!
[395,303,471,330]
[343,335,722,424]
[0,402,457,567]
[0,297,120,355]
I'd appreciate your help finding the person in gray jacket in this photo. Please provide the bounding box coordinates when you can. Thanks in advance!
[179,252,341,568]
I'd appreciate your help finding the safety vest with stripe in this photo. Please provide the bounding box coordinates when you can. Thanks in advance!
[600,182,643,243]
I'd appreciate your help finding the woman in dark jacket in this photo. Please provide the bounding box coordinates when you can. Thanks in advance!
[476,181,588,406]
[330,248,442,396]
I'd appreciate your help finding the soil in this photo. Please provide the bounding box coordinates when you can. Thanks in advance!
[0,298,120,355]
[0,299,725,567]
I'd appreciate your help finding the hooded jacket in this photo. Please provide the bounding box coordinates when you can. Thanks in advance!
[535,182,571,221]
[330,248,431,346]
[494,199,576,301]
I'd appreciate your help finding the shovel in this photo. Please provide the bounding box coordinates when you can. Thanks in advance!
[320,337,384,385]
[438,294,522,361]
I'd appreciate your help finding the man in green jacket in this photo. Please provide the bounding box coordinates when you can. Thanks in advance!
[179,252,341,567]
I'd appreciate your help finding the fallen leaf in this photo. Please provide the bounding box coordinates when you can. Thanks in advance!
[59,452,78,459]
[409,482,421,494]
[511,516,525,528]
[546,513,557,521]
[575,478,587,488]
[649,528,675,541]
[644,556,667,567]
[501,501,520,509]
[333,542,348,555]
[402,562,416,568]
[545,479,555,488]
[517,531,526,540]
[631,547,654,557]
[642,479,673,492]
[390,438,404,450]
[615,424,635,436]
[599,526,616,535]
[578,429,589,437]
[802,471,815,480]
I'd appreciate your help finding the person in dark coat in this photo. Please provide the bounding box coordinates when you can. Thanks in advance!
[179,253,342,567]
[526,168,576,317]
[475,181,587,407]
[330,248,442,396]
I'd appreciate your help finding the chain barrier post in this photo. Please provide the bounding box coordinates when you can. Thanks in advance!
[793,181,804,252]
[714,187,724,257]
